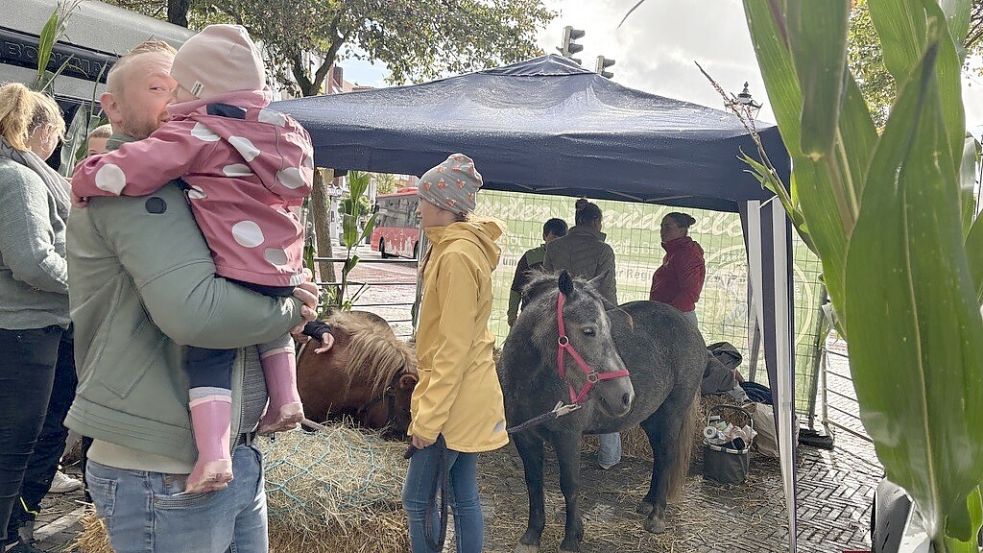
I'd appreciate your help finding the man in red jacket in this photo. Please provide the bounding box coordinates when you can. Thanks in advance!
[650,212,706,327]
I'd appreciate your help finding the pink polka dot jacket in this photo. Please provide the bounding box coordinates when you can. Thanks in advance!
[72,90,314,287]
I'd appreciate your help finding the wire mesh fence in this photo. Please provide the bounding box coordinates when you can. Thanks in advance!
[475,190,825,415]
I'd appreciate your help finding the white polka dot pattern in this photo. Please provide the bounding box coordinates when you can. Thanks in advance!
[94,163,127,194]
[223,164,253,177]
[231,220,265,248]
[191,122,220,142]
[289,272,306,286]
[264,248,289,266]
[187,185,207,200]
[229,136,260,162]
[276,167,306,189]
[258,109,287,126]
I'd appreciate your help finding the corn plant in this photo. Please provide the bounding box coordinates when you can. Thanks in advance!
[620,0,983,549]
[31,0,83,95]
[333,170,376,311]
[739,2,983,549]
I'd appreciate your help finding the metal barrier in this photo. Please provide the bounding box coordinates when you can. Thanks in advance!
[313,256,419,337]
[820,340,872,443]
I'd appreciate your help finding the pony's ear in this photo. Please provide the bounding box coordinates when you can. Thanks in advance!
[558,270,575,296]
[398,373,419,391]
[588,271,608,289]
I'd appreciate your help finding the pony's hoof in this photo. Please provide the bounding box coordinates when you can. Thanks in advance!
[644,516,667,534]
[514,544,539,553]
[636,500,655,515]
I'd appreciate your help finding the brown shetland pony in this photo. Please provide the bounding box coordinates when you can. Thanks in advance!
[296,311,418,437]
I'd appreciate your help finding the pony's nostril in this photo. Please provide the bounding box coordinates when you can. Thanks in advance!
[622,392,632,408]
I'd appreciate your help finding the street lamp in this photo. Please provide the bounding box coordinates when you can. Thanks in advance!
[728,82,762,120]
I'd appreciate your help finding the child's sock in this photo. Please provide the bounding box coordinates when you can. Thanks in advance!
[186,392,233,493]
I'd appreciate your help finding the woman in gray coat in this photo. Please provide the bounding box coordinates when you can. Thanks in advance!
[0,82,72,553]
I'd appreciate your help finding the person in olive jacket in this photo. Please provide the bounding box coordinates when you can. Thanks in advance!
[543,198,622,469]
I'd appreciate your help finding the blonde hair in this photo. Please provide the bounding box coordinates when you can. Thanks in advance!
[0,83,65,151]
[87,123,113,140]
[107,40,177,95]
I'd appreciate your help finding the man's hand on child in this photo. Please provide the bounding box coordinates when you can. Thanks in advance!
[291,269,319,334]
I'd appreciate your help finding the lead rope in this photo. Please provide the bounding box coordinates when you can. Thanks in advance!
[405,436,449,552]
[423,439,449,552]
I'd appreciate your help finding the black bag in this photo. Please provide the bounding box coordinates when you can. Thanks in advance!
[702,405,753,485]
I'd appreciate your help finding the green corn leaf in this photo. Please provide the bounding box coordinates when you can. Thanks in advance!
[743,0,801,154]
[347,171,370,206]
[787,0,850,158]
[744,0,879,336]
[344,254,360,275]
[868,0,928,82]
[845,40,983,542]
[960,136,981,236]
[838,73,879,201]
[33,11,59,89]
[945,486,983,547]
[360,213,377,244]
[939,0,973,60]
[741,153,816,254]
[870,0,967,175]
[968,216,983,305]
[921,0,968,178]
[342,213,358,248]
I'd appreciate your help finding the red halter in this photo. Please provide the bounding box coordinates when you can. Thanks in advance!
[556,292,630,404]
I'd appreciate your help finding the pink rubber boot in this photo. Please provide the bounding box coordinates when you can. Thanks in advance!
[258,349,304,434]
[186,399,233,493]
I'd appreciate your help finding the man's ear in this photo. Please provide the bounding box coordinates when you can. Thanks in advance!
[100,92,121,127]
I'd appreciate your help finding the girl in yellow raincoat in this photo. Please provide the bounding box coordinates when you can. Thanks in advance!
[403,154,508,553]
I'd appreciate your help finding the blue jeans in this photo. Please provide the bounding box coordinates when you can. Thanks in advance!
[598,432,622,468]
[86,444,267,553]
[402,442,482,553]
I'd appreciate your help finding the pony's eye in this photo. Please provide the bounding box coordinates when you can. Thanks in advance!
[582,327,596,337]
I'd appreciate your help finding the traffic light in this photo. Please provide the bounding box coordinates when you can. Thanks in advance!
[595,55,615,79]
[557,26,586,65]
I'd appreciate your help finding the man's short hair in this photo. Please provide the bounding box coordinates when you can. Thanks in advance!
[543,218,568,239]
[106,40,178,95]
[87,123,113,140]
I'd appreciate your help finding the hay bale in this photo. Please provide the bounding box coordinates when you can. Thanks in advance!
[582,394,751,466]
[74,423,411,553]
[75,510,112,553]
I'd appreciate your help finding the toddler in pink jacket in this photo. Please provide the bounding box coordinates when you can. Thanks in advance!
[72,25,328,493]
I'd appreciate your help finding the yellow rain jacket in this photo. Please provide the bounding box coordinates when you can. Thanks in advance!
[409,217,509,453]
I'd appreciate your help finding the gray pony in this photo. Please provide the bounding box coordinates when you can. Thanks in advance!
[499,271,705,553]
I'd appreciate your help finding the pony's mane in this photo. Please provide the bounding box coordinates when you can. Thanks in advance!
[327,312,417,398]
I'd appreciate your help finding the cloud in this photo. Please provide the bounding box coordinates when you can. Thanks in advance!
[540,0,776,121]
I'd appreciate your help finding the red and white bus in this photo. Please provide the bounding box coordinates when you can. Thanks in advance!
[371,187,421,259]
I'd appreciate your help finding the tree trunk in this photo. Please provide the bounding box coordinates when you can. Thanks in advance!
[310,169,337,283]
[167,0,191,27]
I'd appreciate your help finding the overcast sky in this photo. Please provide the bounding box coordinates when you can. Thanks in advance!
[342,0,983,136]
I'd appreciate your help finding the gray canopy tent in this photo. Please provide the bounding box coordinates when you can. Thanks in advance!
[272,54,799,550]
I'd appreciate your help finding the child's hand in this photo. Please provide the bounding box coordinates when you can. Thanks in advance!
[313,332,335,354]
